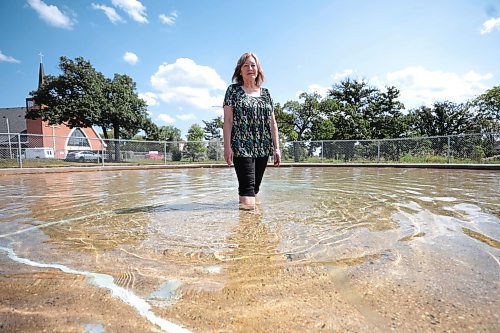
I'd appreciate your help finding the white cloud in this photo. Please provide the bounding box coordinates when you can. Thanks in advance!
[384,66,493,108]
[176,114,196,121]
[297,69,355,96]
[304,84,330,97]
[123,51,139,65]
[159,11,178,26]
[302,66,494,109]
[150,58,226,109]
[91,3,125,24]
[0,51,20,64]
[158,114,175,124]
[27,0,75,29]
[138,92,158,106]
[212,106,224,117]
[480,17,500,34]
[331,69,353,81]
[111,0,148,23]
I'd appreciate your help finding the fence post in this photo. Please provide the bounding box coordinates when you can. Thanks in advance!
[377,140,381,162]
[447,136,451,164]
[167,140,173,165]
[17,134,22,168]
[321,140,324,163]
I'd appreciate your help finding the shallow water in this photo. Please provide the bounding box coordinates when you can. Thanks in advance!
[0,167,499,332]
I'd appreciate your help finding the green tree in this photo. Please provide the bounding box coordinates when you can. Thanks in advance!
[156,125,182,141]
[408,101,473,136]
[27,56,150,162]
[100,73,148,139]
[185,124,206,161]
[154,125,183,158]
[281,92,323,161]
[141,118,160,140]
[270,103,293,161]
[27,56,106,127]
[202,116,223,140]
[202,116,223,160]
[274,102,296,140]
[309,98,339,140]
[327,78,378,140]
[473,86,500,133]
[368,86,407,138]
[282,92,322,141]
[100,73,148,160]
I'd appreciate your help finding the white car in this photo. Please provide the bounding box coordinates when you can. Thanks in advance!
[65,151,103,162]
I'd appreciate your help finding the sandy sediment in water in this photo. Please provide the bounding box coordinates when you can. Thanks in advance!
[153,214,498,333]
[0,256,161,333]
[2,209,497,333]
[1,251,498,333]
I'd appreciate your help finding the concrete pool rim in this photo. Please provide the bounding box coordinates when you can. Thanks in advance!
[0,163,499,176]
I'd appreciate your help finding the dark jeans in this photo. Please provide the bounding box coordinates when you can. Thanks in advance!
[233,156,269,197]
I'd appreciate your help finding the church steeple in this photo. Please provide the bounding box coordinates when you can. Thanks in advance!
[38,52,44,88]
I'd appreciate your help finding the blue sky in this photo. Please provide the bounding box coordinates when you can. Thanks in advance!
[1,0,499,138]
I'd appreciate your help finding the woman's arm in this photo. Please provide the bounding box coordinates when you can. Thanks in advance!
[223,105,234,166]
[270,112,281,167]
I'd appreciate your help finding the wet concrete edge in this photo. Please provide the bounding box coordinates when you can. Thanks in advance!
[0,163,499,176]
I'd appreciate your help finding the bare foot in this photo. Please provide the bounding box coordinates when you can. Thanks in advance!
[239,196,255,210]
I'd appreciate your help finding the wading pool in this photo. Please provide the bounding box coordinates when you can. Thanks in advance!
[0,167,499,332]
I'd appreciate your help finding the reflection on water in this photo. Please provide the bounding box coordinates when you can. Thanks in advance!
[0,167,499,332]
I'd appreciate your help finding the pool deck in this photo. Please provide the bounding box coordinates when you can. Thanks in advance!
[0,163,499,175]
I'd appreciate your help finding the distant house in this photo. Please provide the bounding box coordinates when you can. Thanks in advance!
[0,59,105,159]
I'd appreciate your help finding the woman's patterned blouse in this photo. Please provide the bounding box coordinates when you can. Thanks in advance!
[223,84,275,157]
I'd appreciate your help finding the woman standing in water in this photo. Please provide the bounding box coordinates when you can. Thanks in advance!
[223,52,281,209]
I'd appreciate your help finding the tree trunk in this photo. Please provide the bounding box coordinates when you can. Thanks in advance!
[294,142,300,162]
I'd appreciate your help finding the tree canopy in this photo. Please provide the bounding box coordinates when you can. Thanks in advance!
[185,124,206,161]
[202,116,223,140]
[473,86,500,133]
[27,56,151,141]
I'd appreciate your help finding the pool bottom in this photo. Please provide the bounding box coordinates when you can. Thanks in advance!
[0,253,159,333]
[0,231,497,333]
[0,167,498,332]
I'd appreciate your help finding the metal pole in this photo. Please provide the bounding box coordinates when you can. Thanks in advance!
[321,140,324,163]
[99,137,105,166]
[164,141,167,165]
[5,117,13,159]
[17,133,22,168]
[447,136,451,163]
[377,140,381,162]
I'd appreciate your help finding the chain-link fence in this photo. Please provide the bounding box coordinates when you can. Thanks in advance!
[0,132,498,168]
[283,133,500,163]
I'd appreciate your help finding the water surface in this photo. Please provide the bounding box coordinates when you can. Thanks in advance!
[0,167,498,332]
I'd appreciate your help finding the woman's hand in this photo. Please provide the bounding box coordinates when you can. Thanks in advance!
[274,149,281,167]
[224,147,233,166]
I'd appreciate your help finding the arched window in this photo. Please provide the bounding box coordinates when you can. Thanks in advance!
[68,128,90,148]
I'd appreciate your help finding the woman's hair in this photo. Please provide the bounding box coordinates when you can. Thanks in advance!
[231,52,265,86]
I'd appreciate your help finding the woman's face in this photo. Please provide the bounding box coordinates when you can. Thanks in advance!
[240,56,258,83]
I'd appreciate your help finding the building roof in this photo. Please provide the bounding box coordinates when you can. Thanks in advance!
[0,107,27,134]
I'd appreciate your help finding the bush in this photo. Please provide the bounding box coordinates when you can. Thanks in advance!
[472,145,485,162]
[171,147,182,161]
[400,154,447,163]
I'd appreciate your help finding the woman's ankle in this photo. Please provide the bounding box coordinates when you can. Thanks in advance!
[239,196,256,210]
